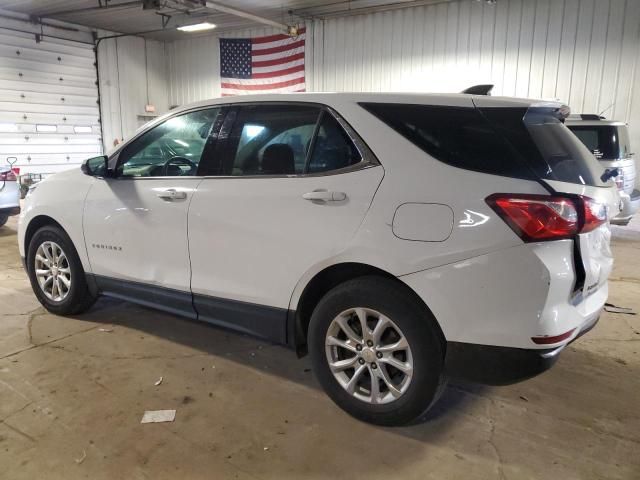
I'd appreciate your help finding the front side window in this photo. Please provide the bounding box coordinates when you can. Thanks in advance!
[117,108,220,177]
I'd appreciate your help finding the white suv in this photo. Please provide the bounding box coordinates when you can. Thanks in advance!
[18,93,619,426]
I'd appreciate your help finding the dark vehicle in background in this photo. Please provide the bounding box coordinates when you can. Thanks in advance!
[0,166,20,227]
[567,115,639,225]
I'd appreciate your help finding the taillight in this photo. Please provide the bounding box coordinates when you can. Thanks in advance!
[486,194,606,242]
[581,196,607,233]
[0,170,16,182]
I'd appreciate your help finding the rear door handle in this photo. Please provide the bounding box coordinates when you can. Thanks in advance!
[303,190,347,202]
[157,188,187,201]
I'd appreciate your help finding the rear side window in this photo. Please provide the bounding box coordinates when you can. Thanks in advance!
[568,125,632,160]
[360,103,535,179]
[225,105,320,176]
[212,104,365,177]
[308,112,362,173]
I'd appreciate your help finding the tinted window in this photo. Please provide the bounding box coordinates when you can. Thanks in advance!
[360,103,535,179]
[118,109,220,177]
[307,112,362,173]
[568,125,632,160]
[224,105,320,176]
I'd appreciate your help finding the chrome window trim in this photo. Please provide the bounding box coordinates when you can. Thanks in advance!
[108,101,381,180]
[109,105,226,178]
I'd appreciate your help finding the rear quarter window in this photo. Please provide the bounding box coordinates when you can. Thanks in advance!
[359,103,536,180]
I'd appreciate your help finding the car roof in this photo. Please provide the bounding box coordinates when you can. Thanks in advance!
[114,92,565,151]
[170,92,562,115]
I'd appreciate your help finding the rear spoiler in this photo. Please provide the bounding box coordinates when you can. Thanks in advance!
[461,84,494,95]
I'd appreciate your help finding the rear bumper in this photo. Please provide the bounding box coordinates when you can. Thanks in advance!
[0,206,20,216]
[445,315,599,385]
[401,239,608,350]
[612,189,640,224]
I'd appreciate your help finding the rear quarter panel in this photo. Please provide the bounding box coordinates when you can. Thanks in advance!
[290,98,550,309]
[317,98,551,275]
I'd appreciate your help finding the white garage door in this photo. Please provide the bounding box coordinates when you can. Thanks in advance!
[0,27,102,176]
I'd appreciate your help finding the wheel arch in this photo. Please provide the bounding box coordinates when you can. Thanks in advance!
[289,262,445,356]
[23,215,67,257]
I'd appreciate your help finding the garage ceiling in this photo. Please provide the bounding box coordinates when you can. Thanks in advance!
[0,0,446,41]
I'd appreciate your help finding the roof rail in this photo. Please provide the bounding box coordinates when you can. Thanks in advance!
[570,114,606,120]
[461,84,494,95]
[581,114,605,120]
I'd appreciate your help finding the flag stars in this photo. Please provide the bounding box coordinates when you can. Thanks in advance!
[220,38,252,79]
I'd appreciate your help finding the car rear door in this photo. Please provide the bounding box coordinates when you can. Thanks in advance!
[188,103,384,343]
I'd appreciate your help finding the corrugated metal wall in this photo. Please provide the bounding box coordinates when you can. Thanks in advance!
[97,35,168,151]
[313,0,640,146]
[166,25,315,107]
[162,0,640,150]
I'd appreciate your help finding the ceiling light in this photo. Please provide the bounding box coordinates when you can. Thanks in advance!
[36,124,57,133]
[177,22,216,32]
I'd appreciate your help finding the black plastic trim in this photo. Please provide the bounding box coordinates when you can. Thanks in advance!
[444,341,562,386]
[194,294,288,344]
[87,274,290,345]
[0,206,21,216]
[92,274,196,319]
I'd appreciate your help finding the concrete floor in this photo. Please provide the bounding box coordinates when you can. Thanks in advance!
[0,215,639,480]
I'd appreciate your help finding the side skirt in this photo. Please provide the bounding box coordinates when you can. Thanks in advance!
[88,274,290,345]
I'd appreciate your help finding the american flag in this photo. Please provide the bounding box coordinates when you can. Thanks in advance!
[219,28,305,96]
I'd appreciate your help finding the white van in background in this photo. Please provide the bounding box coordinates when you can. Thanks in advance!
[567,115,639,225]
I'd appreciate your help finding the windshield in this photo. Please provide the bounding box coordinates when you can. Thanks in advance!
[567,125,632,160]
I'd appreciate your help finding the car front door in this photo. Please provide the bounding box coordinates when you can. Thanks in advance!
[83,107,223,317]
[188,104,384,342]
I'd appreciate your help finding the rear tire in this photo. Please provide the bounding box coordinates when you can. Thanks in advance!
[0,214,8,227]
[26,225,96,315]
[308,276,446,426]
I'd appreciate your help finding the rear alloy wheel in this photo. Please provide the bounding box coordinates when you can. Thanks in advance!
[27,225,96,315]
[309,276,446,426]
[325,308,413,404]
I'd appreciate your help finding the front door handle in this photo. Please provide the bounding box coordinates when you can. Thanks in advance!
[303,190,347,202]
[157,189,187,201]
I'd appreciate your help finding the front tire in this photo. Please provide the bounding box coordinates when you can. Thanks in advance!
[0,214,8,227]
[26,225,96,315]
[308,276,446,426]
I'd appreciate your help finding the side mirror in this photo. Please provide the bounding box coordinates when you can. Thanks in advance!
[81,155,108,177]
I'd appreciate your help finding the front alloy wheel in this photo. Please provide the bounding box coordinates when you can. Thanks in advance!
[34,241,72,302]
[27,225,96,315]
[325,308,413,404]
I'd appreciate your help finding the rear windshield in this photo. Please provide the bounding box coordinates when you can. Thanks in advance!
[567,125,632,160]
[517,107,607,186]
[361,103,607,186]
